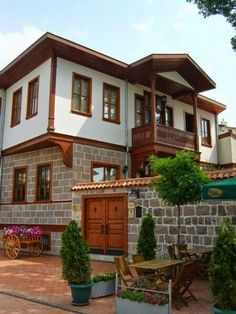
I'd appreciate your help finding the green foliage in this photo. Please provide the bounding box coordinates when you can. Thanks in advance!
[187,0,236,51]
[117,289,169,305]
[137,213,157,260]
[149,151,210,207]
[92,272,116,283]
[60,220,92,285]
[209,218,236,310]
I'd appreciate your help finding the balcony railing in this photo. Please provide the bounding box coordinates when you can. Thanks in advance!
[132,124,195,150]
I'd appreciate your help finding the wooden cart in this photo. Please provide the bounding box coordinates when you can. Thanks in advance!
[3,234,43,259]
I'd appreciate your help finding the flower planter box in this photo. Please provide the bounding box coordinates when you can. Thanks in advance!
[116,297,169,314]
[91,279,116,298]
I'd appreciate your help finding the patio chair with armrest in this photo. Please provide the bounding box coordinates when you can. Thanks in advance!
[197,251,212,278]
[114,255,139,287]
[155,260,198,309]
[174,244,192,260]
[167,244,177,259]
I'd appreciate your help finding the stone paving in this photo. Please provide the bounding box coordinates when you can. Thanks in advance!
[0,251,213,314]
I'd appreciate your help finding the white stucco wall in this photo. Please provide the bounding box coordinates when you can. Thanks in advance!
[54,58,126,145]
[219,136,236,165]
[2,59,51,150]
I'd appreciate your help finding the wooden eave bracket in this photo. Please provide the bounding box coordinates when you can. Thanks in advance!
[51,138,73,168]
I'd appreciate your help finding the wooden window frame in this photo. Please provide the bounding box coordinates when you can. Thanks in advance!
[35,162,52,202]
[156,96,173,127]
[90,161,120,182]
[102,83,120,124]
[26,76,39,119]
[11,88,22,127]
[201,117,212,147]
[185,112,194,133]
[135,94,144,127]
[135,92,151,127]
[71,72,92,117]
[12,166,27,203]
[165,106,173,127]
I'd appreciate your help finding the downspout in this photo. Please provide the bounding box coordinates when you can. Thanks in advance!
[0,88,6,202]
[124,79,129,179]
[215,113,220,169]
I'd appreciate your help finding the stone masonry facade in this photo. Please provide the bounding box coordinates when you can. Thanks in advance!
[0,143,127,254]
[72,184,236,259]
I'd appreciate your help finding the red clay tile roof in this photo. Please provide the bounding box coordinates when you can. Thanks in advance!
[72,170,236,191]
[207,169,236,180]
[71,177,154,191]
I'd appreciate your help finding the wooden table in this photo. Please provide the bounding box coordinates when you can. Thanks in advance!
[129,258,184,282]
[129,258,184,271]
[187,247,213,256]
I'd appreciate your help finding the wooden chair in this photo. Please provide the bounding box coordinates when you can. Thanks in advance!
[167,244,177,259]
[132,253,146,276]
[155,261,198,309]
[174,244,191,260]
[114,255,141,287]
[197,251,212,278]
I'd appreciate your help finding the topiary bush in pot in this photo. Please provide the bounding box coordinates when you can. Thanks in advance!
[209,218,236,314]
[137,213,157,260]
[60,220,92,306]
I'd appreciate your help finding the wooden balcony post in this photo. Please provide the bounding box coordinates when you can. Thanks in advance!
[192,92,199,152]
[150,72,157,142]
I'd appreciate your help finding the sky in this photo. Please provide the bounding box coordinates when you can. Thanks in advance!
[0,0,235,125]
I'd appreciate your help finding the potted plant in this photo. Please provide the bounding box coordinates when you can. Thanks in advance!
[137,213,157,260]
[91,272,116,298]
[209,218,236,314]
[116,288,169,314]
[60,220,92,306]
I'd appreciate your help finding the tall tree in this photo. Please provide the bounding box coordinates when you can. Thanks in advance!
[149,151,210,245]
[187,0,236,51]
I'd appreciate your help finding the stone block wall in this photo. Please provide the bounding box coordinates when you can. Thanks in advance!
[0,143,127,254]
[72,184,236,259]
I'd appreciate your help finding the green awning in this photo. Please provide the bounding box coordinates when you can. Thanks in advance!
[202,177,236,200]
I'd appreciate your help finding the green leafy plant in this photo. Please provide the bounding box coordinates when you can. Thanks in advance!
[137,213,157,260]
[117,289,169,305]
[92,272,116,283]
[149,150,210,245]
[209,218,236,311]
[60,220,92,285]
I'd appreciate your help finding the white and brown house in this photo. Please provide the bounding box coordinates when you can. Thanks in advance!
[0,32,228,255]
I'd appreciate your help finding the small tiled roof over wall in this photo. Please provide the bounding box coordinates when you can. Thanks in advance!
[72,170,236,191]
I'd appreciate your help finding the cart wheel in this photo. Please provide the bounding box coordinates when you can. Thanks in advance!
[30,241,43,256]
[5,234,20,259]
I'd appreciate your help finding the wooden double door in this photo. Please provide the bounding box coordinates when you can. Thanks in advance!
[83,194,127,256]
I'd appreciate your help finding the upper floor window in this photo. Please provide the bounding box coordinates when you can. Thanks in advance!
[201,118,211,146]
[11,88,22,127]
[36,164,51,201]
[156,96,173,127]
[185,113,194,133]
[71,73,92,116]
[13,167,27,202]
[26,77,39,119]
[91,161,120,182]
[135,93,151,127]
[103,83,120,123]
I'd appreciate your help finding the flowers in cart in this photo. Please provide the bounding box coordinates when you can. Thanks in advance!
[3,226,43,237]
[3,226,43,259]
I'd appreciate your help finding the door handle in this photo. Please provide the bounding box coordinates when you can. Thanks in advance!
[105,224,109,234]
[101,225,104,234]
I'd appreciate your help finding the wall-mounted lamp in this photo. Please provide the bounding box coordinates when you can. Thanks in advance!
[160,95,167,104]
[129,188,140,198]
[122,165,128,175]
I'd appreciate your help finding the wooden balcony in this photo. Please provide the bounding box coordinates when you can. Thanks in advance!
[132,124,195,150]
